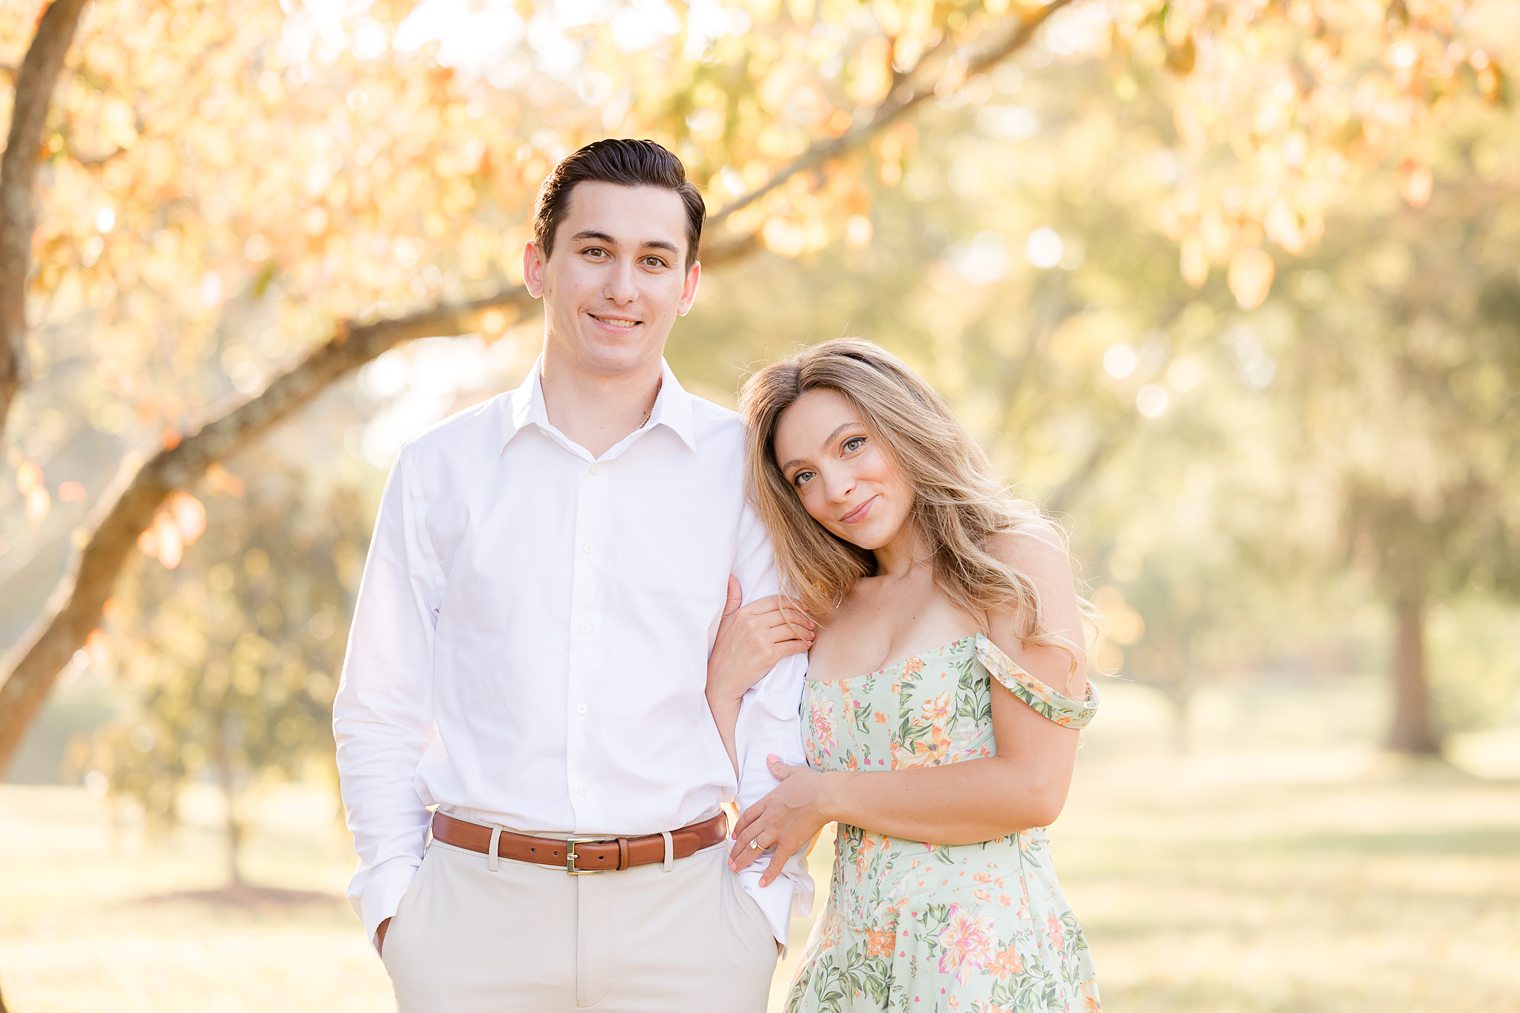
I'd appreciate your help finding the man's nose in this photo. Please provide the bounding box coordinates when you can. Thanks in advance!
[605,261,637,304]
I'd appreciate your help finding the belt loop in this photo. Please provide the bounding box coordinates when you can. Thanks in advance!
[487,825,502,873]
[660,830,674,873]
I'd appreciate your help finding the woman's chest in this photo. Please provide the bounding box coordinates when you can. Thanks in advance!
[808,589,977,683]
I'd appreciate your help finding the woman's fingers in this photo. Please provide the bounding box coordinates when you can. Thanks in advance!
[716,593,815,680]
[730,809,766,866]
[769,613,815,635]
[729,828,802,881]
[752,619,815,660]
[733,803,762,841]
[730,832,766,869]
[743,596,815,627]
[773,636,811,660]
[759,839,800,886]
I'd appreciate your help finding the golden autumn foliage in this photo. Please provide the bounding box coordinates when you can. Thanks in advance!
[0,1,1513,771]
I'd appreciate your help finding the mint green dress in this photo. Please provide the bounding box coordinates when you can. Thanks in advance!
[784,634,1101,1013]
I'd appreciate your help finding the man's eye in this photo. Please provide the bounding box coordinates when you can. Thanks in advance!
[583,247,607,258]
[642,256,668,268]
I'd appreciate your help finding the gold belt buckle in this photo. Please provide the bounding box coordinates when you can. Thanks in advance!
[564,834,612,875]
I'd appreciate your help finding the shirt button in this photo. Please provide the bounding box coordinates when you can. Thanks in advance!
[577,786,589,797]
[579,623,590,635]
[588,464,599,476]
[576,703,588,715]
[582,543,594,554]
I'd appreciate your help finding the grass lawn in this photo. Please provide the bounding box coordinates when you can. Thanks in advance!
[3,679,1517,1011]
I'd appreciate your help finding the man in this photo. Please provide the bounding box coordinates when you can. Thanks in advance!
[333,139,812,1011]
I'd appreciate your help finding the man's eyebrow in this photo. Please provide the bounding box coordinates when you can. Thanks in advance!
[569,230,681,256]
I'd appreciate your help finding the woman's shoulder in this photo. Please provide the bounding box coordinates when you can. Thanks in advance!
[984,519,1071,577]
[981,519,1086,681]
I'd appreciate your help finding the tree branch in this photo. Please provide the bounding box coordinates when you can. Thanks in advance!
[0,0,92,444]
[706,0,1074,232]
[0,5,1070,775]
[0,285,536,773]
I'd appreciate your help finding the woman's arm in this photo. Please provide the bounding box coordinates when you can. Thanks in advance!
[732,526,1091,883]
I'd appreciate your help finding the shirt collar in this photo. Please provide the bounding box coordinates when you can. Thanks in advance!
[500,357,699,454]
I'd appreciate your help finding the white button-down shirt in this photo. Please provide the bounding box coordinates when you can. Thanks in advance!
[333,359,812,946]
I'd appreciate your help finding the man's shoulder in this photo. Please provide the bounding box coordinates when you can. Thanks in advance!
[682,389,743,447]
[399,393,509,462]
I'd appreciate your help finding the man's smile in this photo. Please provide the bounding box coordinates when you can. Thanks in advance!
[589,312,641,330]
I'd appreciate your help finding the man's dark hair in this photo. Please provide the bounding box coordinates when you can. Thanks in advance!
[532,139,706,268]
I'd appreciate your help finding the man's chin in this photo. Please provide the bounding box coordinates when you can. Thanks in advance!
[582,344,665,377]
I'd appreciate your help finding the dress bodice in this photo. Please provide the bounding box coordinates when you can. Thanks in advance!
[802,633,1098,775]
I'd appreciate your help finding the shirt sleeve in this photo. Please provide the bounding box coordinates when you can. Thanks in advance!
[332,444,444,948]
[729,496,816,946]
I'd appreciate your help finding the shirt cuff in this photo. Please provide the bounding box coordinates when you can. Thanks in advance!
[353,858,422,952]
[736,862,814,951]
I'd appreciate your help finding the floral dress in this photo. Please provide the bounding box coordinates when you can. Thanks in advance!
[785,633,1100,1013]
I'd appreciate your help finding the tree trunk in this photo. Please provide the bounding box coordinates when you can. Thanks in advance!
[226,809,245,891]
[1386,588,1442,754]
[0,0,92,443]
[212,713,245,890]
[1167,689,1192,756]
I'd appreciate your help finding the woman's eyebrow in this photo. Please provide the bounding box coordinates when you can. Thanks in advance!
[779,422,856,472]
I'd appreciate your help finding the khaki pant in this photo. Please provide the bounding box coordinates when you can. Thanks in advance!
[380,836,778,1012]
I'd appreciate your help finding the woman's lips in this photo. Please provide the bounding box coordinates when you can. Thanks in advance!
[840,496,877,524]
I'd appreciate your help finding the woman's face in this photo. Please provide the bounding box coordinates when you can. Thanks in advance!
[772,388,915,552]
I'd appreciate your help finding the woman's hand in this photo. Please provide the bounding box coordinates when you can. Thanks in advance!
[706,577,814,706]
[730,755,839,886]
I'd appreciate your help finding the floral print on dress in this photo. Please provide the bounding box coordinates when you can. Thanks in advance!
[786,634,1100,1013]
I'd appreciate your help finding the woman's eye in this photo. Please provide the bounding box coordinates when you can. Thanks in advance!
[842,436,866,453]
[792,470,814,488]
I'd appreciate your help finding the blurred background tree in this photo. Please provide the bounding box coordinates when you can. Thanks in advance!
[1,0,1516,797]
[675,1,1520,755]
[79,452,365,888]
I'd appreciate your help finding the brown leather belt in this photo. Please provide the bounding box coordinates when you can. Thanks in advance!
[430,811,729,874]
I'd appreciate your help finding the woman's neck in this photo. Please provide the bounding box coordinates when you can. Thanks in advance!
[872,522,931,580]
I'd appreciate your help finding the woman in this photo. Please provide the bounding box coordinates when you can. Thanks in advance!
[707,338,1100,1012]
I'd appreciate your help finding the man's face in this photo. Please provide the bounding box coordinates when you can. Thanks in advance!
[524,181,701,380]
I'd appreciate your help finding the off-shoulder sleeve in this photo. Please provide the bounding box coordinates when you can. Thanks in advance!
[974,633,1098,729]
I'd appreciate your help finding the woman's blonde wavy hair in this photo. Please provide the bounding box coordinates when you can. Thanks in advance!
[740,338,1086,672]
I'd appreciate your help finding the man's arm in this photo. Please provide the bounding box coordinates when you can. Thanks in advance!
[706,579,813,774]
[728,499,815,945]
[332,445,443,950]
